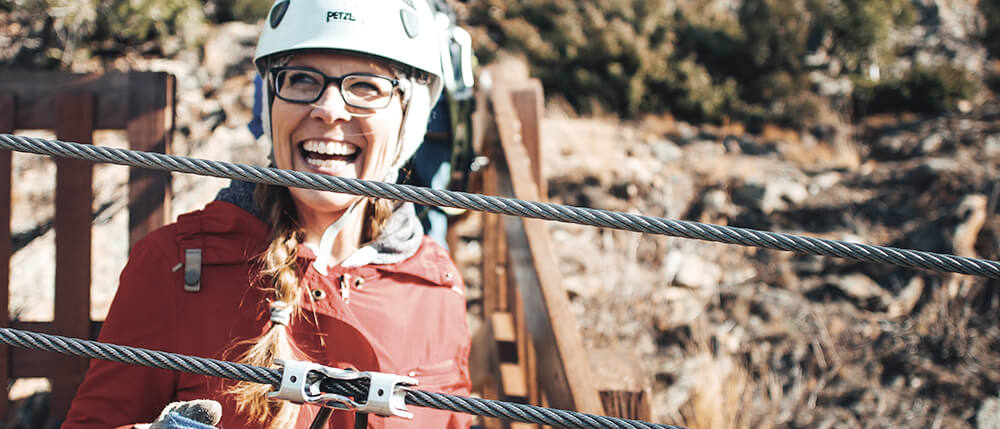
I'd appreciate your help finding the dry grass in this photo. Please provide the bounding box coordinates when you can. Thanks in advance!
[675,323,775,429]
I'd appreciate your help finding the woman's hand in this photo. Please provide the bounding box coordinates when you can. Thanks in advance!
[133,400,222,429]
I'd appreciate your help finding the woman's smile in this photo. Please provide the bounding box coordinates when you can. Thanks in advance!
[298,139,361,172]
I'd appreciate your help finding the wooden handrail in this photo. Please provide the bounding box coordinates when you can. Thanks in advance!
[491,82,604,414]
[0,71,174,424]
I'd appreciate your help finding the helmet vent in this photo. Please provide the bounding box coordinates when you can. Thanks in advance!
[400,8,420,39]
[270,0,290,29]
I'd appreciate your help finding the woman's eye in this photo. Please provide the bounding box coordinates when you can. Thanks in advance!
[287,72,320,86]
[347,81,382,97]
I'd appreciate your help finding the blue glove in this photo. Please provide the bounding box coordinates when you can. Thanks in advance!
[137,400,222,429]
[157,412,219,429]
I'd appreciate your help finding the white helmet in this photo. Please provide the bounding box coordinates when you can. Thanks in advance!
[253,0,446,178]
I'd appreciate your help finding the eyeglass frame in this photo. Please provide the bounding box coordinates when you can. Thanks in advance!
[268,65,404,112]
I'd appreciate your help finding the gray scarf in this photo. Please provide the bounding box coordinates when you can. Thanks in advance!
[214,180,423,265]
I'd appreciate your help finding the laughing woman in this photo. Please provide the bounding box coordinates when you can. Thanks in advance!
[62,1,472,428]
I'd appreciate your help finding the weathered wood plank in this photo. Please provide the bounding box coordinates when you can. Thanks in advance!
[0,72,131,130]
[469,315,498,390]
[0,92,15,418]
[491,312,517,343]
[467,314,505,429]
[599,391,651,421]
[491,83,604,415]
[53,92,95,421]
[481,157,501,315]
[509,81,546,199]
[509,80,546,423]
[127,72,174,247]
[591,349,652,421]
[508,270,541,412]
[499,362,528,399]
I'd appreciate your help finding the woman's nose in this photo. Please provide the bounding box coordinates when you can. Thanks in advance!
[309,86,352,123]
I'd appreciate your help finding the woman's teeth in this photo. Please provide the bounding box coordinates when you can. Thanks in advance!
[301,140,358,169]
[303,141,358,156]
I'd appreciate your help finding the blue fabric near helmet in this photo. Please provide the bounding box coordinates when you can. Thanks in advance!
[248,75,265,140]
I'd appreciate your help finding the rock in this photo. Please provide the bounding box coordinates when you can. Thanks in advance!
[887,276,924,318]
[986,134,1000,158]
[952,194,988,258]
[663,252,721,292]
[871,131,919,160]
[674,122,698,141]
[978,396,1000,429]
[702,189,729,213]
[732,179,809,214]
[145,58,200,92]
[894,0,988,76]
[919,133,945,154]
[649,138,683,163]
[812,73,853,97]
[734,135,775,156]
[808,171,842,195]
[823,273,891,309]
[201,22,260,87]
[762,180,809,214]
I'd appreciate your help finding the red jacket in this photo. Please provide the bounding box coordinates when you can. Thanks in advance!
[62,201,472,429]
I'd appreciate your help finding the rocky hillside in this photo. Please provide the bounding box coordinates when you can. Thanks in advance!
[525,103,1000,427]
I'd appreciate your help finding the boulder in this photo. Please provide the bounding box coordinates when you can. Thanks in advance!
[201,22,261,87]
[978,396,1000,429]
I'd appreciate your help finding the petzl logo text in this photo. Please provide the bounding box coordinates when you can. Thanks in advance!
[327,11,357,22]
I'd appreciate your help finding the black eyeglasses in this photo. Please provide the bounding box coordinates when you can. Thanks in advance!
[269,66,401,111]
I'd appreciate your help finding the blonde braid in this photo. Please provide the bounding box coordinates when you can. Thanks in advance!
[362,198,396,243]
[227,186,396,427]
[227,183,303,428]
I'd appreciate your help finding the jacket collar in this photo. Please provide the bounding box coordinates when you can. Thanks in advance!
[211,179,425,267]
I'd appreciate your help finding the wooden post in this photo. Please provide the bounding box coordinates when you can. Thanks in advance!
[481,141,502,316]
[479,120,520,429]
[52,92,95,422]
[492,83,604,415]
[509,81,546,200]
[509,81,546,420]
[0,93,14,418]
[127,72,174,247]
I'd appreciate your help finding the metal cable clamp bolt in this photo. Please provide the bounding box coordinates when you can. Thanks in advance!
[269,359,417,419]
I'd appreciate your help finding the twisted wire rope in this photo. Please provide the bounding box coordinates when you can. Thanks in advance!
[0,328,685,429]
[1,134,997,279]
[0,327,281,386]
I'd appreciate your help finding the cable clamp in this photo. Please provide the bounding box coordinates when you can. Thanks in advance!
[269,359,417,419]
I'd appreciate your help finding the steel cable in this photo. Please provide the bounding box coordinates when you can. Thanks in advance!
[0,328,685,429]
[0,327,281,386]
[1,134,997,278]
